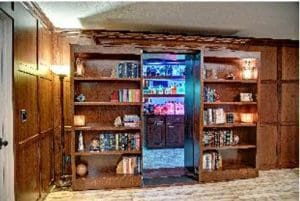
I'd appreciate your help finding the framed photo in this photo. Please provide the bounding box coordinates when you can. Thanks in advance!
[240,93,253,102]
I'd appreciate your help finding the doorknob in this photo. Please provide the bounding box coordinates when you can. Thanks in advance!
[0,137,8,150]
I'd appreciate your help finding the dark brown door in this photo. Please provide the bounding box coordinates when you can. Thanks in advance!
[165,122,184,148]
[146,117,165,148]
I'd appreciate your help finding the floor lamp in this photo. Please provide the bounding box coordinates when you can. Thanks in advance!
[51,65,70,187]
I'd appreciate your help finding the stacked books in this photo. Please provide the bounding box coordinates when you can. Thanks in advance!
[116,156,141,175]
[99,133,140,152]
[203,108,226,125]
[203,129,235,147]
[116,62,140,78]
[202,151,222,171]
[111,89,140,102]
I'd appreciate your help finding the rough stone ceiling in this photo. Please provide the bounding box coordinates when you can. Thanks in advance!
[38,1,299,40]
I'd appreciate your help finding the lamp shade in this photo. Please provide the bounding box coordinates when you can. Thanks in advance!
[240,113,255,123]
[241,58,257,80]
[51,65,70,76]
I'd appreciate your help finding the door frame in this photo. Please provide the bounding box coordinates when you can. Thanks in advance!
[0,9,14,201]
[141,49,201,177]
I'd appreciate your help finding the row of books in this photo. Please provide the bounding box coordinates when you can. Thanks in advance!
[203,130,237,147]
[116,156,141,175]
[98,133,140,152]
[111,89,141,102]
[202,151,222,170]
[203,108,226,125]
[204,87,220,103]
[116,62,140,78]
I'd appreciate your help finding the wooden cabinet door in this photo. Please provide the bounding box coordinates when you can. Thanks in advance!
[165,122,184,148]
[146,117,165,148]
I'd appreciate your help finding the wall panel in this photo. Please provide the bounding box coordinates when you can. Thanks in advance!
[281,83,299,123]
[257,125,278,169]
[282,47,299,81]
[279,126,299,168]
[259,83,278,123]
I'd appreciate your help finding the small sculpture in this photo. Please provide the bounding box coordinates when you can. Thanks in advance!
[233,135,240,145]
[89,138,100,152]
[75,58,85,77]
[76,163,88,177]
[76,94,86,102]
[114,116,122,127]
[225,72,235,80]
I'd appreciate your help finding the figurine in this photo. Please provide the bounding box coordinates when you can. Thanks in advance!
[76,94,86,102]
[75,58,85,76]
[114,116,122,127]
[78,131,84,152]
[89,138,100,152]
[233,135,240,145]
[225,72,235,80]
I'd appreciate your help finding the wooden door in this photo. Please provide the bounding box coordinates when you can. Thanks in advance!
[146,117,165,148]
[165,122,184,148]
[0,10,14,201]
[166,116,184,148]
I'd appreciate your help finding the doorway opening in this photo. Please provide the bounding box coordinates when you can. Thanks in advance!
[142,51,200,186]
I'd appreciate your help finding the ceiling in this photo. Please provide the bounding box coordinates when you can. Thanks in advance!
[38,1,299,40]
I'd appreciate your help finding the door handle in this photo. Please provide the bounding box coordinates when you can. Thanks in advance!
[0,137,8,150]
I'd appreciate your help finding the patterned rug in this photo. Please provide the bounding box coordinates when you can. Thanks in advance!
[45,168,299,201]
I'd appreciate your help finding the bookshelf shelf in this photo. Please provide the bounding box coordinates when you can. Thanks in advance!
[203,79,257,84]
[203,102,257,106]
[74,77,141,82]
[74,123,141,131]
[74,102,142,106]
[203,123,257,128]
[203,144,256,151]
[74,150,141,156]
[144,94,185,98]
[73,174,142,189]
[143,76,185,80]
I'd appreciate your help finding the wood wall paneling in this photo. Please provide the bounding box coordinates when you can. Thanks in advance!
[10,3,55,201]
[279,126,299,168]
[259,83,278,123]
[257,125,278,169]
[281,83,299,123]
[282,47,299,81]
[15,144,40,201]
[246,46,277,81]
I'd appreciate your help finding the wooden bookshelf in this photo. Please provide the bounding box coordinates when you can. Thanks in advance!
[200,50,259,182]
[71,45,143,190]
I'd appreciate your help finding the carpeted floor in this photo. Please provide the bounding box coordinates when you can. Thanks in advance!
[45,168,299,201]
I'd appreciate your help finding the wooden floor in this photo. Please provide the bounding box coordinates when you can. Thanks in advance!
[45,169,299,201]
